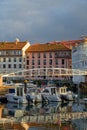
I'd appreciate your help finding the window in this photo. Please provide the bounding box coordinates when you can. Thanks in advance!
[14,58,16,62]
[8,58,11,62]
[27,66,29,69]
[6,51,9,55]
[17,87,23,96]
[32,66,34,69]
[19,58,22,62]
[27,60,29,65]
[3,64,6,68]
[49,52,52,58]
[8,64,11,68]
[3,58,6,62]
[14,64,16,68]
[55,59,58,65]
[43,53,46,58]
[62,59,65,65]
[18,50,21,55]
[32,60,34,65]
[32,53,34,58]
[43,89,49,93]
[55,52,58,58]
[43,60,46,65]
[19,64,22,68]
[27,56,29,58]
[14,51,16,55]
[38,53,40,58]
[38,60,40,65]
[49,59,52,65]
[51,88,56,95]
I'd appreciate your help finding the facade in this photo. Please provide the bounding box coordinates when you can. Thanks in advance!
[72,37,87,83]
[25,42,72,80]
[0,39,30,79]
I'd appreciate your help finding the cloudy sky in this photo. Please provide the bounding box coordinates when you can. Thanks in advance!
[0,0,87,44]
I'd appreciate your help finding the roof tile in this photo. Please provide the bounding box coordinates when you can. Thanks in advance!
[0,41,28,50]
[26,42,71,52]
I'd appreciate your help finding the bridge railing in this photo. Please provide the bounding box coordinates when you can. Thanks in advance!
[1,68,87,78]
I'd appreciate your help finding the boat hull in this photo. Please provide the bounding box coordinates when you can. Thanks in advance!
[6,94,28,104]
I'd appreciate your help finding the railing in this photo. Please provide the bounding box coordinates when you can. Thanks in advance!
[1,68,87,78]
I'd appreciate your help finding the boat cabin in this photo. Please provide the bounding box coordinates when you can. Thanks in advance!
[57,86,67,95]
[8,83,26,96]
[42,87,58,95]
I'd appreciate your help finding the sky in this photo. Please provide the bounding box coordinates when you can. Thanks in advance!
[0,0,87,44]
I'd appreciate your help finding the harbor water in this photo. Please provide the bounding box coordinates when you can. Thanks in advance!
[0,101,87,130]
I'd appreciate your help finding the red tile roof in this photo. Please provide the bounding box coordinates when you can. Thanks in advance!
[26,42,71,53]
[0,41,28,50]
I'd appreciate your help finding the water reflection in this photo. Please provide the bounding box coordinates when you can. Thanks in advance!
[3,101,87,117]
[0,101,87,130]
[4,102,61,116]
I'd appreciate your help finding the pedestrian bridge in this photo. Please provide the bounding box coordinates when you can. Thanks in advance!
[1,68,87,77]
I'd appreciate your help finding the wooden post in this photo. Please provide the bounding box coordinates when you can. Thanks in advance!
[0,76,3,86]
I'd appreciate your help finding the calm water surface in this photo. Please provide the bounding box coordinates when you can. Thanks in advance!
[0,101,87,130]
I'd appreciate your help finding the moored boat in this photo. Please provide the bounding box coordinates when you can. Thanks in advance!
[5,83,28,104]
[26,87,42,104]
[5,83,42,104]
[57,86,78,101]
[41,86,61,102]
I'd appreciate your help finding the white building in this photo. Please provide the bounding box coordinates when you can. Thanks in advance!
[0,39,30,80]
[72,37,87,83]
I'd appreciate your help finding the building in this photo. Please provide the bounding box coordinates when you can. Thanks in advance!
[25,41,72,80]
[0,39,30,81]
[72,37,87,83]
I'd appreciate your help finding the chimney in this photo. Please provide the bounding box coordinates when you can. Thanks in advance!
[15,38,19,45]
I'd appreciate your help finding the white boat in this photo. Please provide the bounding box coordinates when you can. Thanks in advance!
[57,86,78,101]
[26,87,42,103]
[5,83,28,104]
[5,83,42,104]
[41,86,61,102]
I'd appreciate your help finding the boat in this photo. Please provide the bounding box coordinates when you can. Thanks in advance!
[5,83,42,104]
[57,86,78,101]
[5,83,28,104]
[26,87,42,104]
[41,86,61,102]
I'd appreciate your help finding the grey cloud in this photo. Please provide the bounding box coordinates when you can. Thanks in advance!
[0,0,87,43]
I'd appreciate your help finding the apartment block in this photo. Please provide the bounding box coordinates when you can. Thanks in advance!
[25,42,72,80]
[0,39,30,78]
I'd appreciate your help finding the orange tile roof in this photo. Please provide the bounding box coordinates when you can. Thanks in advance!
[26,42,71,53]
[0,41,28,50]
